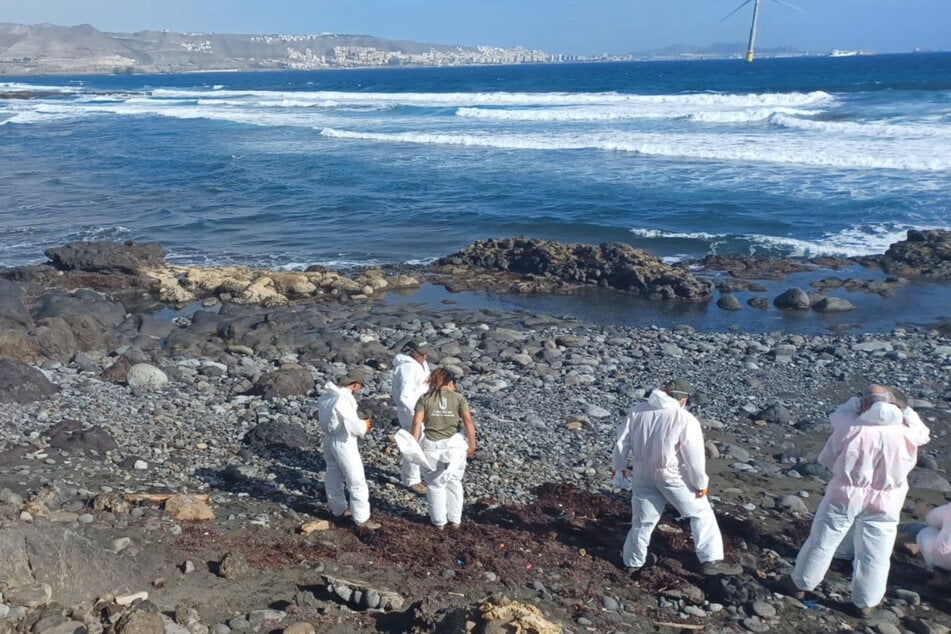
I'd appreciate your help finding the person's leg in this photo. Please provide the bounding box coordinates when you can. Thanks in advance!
[851,511,898,609]
[622,481,666,568]
[323,442,348,517]
[660,479,724,564]
[425,461,450,527]
[337,440,370,524]
[834,524,856,560]
[792,495,854,591]
[445,453,467,525]
[397,408,422,487]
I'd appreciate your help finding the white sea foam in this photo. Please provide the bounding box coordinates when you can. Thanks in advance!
[771,113,951,140]
[320,127,951,172]
[629,228,722,240]
[629,224,948,258]
[149,88,835,109]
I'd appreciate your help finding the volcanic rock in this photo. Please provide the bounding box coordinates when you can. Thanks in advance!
[439,237,712,301]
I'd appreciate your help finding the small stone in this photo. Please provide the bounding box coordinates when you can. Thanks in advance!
[115,591,149,606]
[751,600,777,618]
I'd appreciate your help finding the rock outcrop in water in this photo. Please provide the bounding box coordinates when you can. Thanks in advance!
[438,237,713,302]
[882,229,951,279]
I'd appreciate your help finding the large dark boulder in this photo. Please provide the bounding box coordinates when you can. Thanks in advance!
[881,229,951,279]
[0,279,34,330]
[45,240,165,274]
[439,238,712,302]
[247,367,315,400]
[34,290,126,353]
[0,279,39,360]
[242,420,312,453]
[773,288,810,310]
[0,358,58,403]
[46,419,118,456]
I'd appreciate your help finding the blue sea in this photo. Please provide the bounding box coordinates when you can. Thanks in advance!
[2,53,950,332]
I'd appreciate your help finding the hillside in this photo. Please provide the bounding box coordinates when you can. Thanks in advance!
[0,22,553,76]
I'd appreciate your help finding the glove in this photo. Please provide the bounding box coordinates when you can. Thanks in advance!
[365,418,372,433]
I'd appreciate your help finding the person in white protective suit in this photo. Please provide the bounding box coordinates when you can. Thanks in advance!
[786,385,930,617]
[317,373,380,530]
[391,341,432,494]
[612,378,742,576]
[917,502,951,583]
[411,368,477,529]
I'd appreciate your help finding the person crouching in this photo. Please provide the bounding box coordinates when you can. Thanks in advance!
[317,372,380,530]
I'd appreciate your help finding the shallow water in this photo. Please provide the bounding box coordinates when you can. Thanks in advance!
[385,266,950,335]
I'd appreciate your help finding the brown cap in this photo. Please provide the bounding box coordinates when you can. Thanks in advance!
[663,378,692,398]
[403,341,432,356]
[336,372,365,387]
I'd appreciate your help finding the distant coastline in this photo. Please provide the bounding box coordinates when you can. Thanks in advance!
[1,21,937,77]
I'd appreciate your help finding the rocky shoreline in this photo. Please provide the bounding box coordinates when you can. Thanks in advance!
[0,239,949,633]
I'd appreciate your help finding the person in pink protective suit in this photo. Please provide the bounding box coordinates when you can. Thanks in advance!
[917,502,951,584]
[612,378,741,576]
[786,385,930,617]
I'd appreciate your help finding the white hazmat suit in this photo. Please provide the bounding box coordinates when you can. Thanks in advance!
[612,389,725,568]
[317,381,371,524]
[791,397,930,608]
[391,353,430,486]
[917,502,951,572]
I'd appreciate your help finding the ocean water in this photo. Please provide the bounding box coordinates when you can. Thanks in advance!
[2,54,950,332]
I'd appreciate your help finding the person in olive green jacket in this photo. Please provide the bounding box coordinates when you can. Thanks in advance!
[410,368,477,529]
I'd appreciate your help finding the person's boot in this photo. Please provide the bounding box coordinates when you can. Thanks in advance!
[700,560,743,576]
[777,575,806,600]
[408,482,428,495]
[355,519,381,531]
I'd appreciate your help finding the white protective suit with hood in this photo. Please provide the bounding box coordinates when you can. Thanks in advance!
[917,502,951,572]
[318,381,371,523]
[391,353,430,486]
[612,388,724,568]
[792,398,930,608]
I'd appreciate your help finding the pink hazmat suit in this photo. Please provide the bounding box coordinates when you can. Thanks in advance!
[792,397,930,608]
[917,502,951,572]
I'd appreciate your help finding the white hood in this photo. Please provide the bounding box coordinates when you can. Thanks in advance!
[392,353,416,370]
[647,388,681,409]
[857,401,904,426]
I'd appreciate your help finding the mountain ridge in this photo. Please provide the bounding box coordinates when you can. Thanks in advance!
[0,22,556,75]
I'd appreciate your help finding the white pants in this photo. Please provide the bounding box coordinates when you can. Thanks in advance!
[323,436,370,524]
[622,478,724,568]
[792,494,898,608]
[421,434,468,527]
[397,406,422,486]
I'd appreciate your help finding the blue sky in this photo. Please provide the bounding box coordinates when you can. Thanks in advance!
[5,0,949,55]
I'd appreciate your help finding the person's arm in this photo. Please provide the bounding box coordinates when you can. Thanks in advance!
[410,409,425,441]
[340,395,368,437]
[902,407,930,446]
[817,427,844,469]
[611,415,632,476]
[679,416,709,494]
[461,410,477,457]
